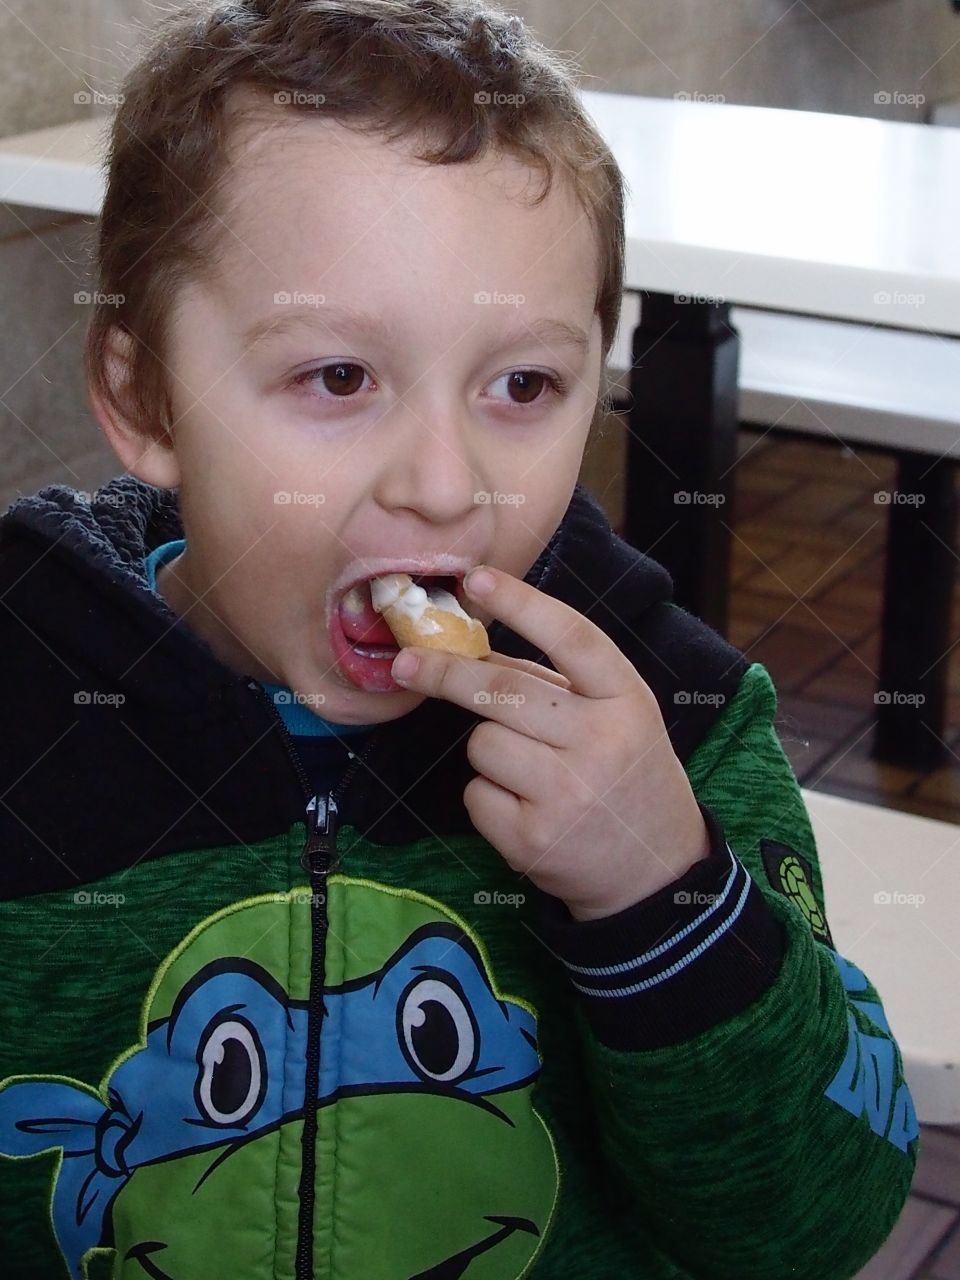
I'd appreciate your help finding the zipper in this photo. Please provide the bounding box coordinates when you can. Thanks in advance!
[244,679,383,1280]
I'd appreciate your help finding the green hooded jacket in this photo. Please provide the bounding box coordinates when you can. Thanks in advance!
[0,477,917,1279]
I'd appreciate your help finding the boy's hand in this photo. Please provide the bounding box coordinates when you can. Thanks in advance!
[389,566,712,922]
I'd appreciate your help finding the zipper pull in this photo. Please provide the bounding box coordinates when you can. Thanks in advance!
[299,792,340,878]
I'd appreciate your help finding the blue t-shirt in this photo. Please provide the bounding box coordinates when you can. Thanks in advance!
[143,539,376,792]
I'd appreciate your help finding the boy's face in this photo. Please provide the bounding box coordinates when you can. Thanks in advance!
[104,96,603,725]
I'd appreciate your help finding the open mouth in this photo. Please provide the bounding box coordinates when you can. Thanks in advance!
[331,573,465,693]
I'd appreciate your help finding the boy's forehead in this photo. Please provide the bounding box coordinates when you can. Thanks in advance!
[222,89,570,203]
[214,95,597,301]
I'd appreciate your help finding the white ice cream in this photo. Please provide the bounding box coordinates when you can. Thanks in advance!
[370,573,475,635]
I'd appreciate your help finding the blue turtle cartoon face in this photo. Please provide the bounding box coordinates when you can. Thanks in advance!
[0,879,559,1279]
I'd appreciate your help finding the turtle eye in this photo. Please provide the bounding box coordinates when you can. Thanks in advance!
[398,976,478,1084]
[196,1015,265,1127]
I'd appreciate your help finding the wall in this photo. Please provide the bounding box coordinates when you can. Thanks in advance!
[1,0,958,512]
[521,0,960,121]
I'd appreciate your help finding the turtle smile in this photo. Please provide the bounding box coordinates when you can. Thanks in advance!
[407,1215,540,1279]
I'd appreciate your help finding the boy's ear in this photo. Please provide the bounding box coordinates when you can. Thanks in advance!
[88,325,181,489]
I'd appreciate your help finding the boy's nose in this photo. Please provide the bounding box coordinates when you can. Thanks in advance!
[378,416,483,524]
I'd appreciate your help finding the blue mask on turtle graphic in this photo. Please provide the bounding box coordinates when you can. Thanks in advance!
[0,909,553,1280]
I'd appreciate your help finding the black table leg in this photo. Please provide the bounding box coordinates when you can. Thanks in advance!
[874,452,957,770]
[624,291,740,635]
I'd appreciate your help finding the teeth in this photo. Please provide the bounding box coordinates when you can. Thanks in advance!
[352,644,399,660]
[341,585,367,614]
[343,573,458,612]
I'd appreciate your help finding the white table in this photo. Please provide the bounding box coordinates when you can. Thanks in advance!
[0,115,106,216]
[4,99,960,331]
[583,92,960,336]
[3,99,958,765]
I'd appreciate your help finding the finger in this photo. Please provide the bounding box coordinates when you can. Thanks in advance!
[466,719,554,803]
[392,647,574,748]
[463,773,524,857]
[464,565,636,698]
[484,650,572,690]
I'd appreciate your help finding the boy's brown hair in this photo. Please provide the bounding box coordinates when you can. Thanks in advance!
[85,0,625,442]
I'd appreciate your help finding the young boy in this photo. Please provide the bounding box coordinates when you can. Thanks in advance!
[0,1,918,1276]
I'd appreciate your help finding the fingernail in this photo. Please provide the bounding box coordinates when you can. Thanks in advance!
[391,650,419,683]
[465,566,496,596]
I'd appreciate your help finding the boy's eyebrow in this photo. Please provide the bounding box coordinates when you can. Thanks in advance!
[240,304,591,356]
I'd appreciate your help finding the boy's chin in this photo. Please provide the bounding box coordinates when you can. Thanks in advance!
[318,669,426,722]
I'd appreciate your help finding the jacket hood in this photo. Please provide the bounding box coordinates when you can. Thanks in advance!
[1,473,670,687]
[0,475,747,897]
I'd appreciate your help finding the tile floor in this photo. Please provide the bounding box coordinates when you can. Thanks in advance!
[578,417,960,1278]
[725,432,960,825]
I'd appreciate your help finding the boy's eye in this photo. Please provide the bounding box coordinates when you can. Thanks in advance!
[294,362,370,397]
[486,370,566,406]
[291,363,566,406]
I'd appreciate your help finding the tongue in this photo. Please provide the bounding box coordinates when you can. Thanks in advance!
[338,582,398,646]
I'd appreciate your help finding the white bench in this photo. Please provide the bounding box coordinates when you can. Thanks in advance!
[803,787,960,1126]
[609,293,960,458]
